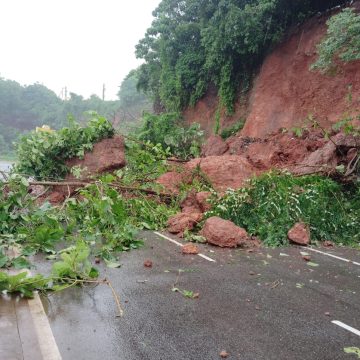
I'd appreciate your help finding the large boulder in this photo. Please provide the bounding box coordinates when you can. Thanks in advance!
[201,135,229,157]
[288,222,310,246]
[186,156,259,192]
[196,191,212,213]
[292,141,337,175]
[200,216,250,248]
[65,135,126,178]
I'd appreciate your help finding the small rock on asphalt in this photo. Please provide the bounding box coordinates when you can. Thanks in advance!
[220,350,229,358]
[144,260,153,268]
[182,243,200,255]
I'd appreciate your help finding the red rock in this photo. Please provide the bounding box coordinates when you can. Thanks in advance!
[323,240,334,247]
[167,213,203,235]
[200,216,250,248]
[302,255,311,262]
[196,191,212,212]
[47,191,66,204]
[182,244,200,255]
[186,156,259,192]
[180,190,202,214]
[180,190,212,214]
[144,260,153,268]
[219,350,229,358]
[201,135,229,157]
[292,141,337,176]
[288,222,310,246]
[156,172,188,193]
[66,135,126,177]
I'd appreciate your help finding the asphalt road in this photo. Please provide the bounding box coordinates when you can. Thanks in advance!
[41,231,360,360]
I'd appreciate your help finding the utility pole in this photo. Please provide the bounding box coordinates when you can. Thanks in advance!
[64,87,68,101]
[102,83,106,101]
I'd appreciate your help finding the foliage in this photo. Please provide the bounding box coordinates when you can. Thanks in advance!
[0,77,125,154]
[136,0,347,112]
[312,8,360,72]
[0,271,49,298]
[0,242,99,298]
[138,112,204,159]
[52,241,99,280]
[117,69,152,118]
[220,119,245,139]
[207,172,360,246]
[15,113,115,179]
[117,141,170,186]
[214,107,221,135]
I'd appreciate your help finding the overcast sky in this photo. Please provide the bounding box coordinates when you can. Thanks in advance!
[0,0,160,100]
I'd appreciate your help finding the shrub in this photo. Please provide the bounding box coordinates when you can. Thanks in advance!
[138,113,204,159]
[207,172,360,246]
[312,8,360,71]
[15,112,115,179]
[220,120,245,139]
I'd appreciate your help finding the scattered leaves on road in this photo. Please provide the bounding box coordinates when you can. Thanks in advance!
[307,262,319,267]
[344,347,360,358]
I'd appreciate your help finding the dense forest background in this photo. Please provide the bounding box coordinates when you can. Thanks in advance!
[0,71,151,157]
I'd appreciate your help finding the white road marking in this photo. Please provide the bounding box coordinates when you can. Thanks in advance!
[154,231,216,263]
[197,253,217,263]
[306,247,360,266]
[332,321,360,337]
[154,232,184,247]
[28,294,62,359]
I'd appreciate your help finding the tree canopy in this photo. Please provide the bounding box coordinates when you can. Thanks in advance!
[0,75,150,156]
[136,0,348,113]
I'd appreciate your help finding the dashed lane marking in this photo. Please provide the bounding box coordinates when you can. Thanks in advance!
[332,321,360,337]
[154,232,216,263]
[306,247,360,266]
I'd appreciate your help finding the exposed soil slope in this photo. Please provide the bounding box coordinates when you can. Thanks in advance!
[183,3,360,138]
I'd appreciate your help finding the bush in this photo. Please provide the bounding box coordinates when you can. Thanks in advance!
[312,8,360,71]
[138,112,204,159]
[220,120,245,139]
[15,112,115,180]
[207,172,360,247]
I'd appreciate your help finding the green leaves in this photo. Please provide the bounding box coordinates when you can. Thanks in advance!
[312,8,360,72]
[0,271,49,298]
[52,241,98,280]
[344,347,360,358]
[137,0,347,112]
[207,171,360,246]
[15,114,115,180]
[138,113,204,160]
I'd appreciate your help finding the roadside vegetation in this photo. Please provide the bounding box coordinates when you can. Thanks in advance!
[207,172,359,247]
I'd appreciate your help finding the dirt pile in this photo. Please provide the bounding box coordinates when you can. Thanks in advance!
[160,129,359,244]
[158,129,358,194]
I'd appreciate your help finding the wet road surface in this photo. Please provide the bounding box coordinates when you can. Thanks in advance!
[40,231,360,360]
